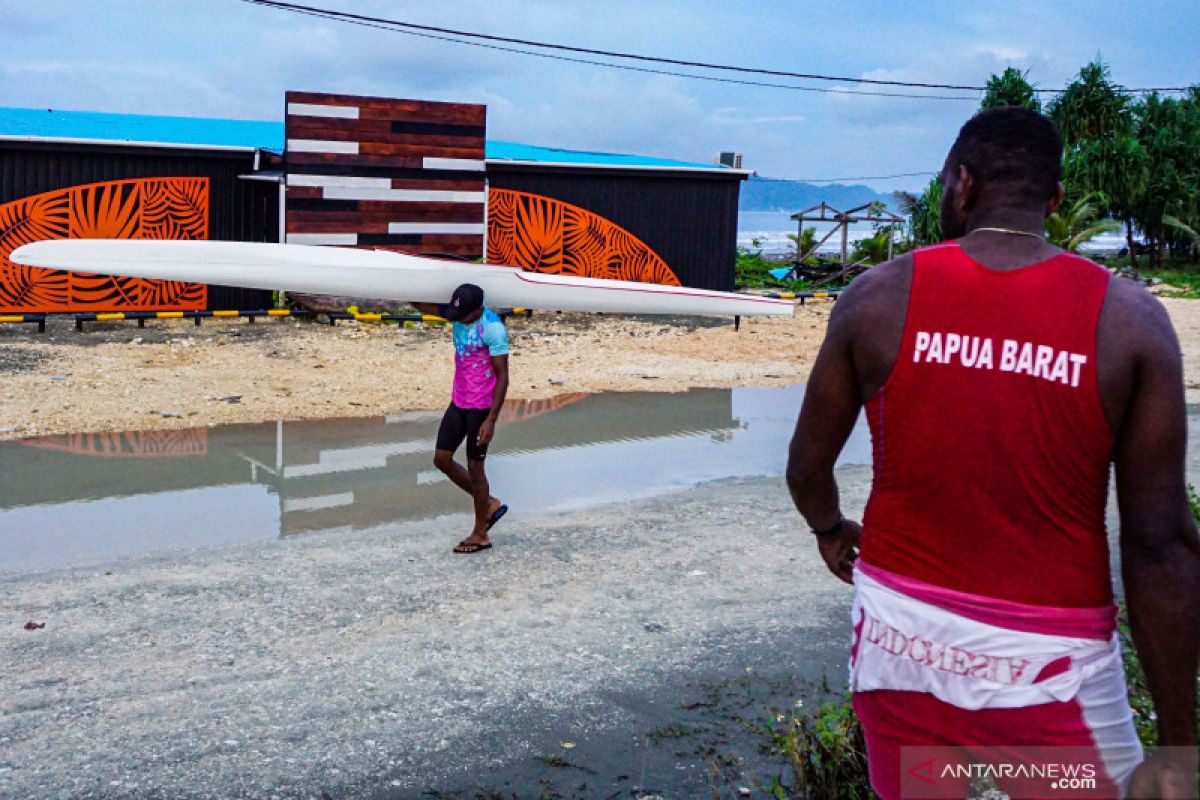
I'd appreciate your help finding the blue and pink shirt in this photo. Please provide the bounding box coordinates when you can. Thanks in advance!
[451,307,509,409]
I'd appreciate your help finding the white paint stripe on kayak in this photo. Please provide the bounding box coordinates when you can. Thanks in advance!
[322,187,485,202]
[289,174,392,189]
[287,138,359,154]
[422,157,485,171]
[283,492,355,513]
[388,222,486,235]
[286,102,359,119]
[285,233,358,245]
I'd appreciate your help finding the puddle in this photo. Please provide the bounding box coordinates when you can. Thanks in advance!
[0,386,872,575]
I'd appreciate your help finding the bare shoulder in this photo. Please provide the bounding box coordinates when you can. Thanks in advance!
[1103,275,1181,357]
[829,252,913,328]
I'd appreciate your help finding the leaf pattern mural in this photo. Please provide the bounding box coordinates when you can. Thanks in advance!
[0,178,209,313]
[487,189,680,286]
[0,192,71,309]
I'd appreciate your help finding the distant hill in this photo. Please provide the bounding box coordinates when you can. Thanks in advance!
[739,176,898,213]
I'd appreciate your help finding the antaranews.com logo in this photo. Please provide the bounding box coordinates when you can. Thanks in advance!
[899,746,1133,798]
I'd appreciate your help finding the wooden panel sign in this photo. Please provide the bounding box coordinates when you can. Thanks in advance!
[284,92,486,258]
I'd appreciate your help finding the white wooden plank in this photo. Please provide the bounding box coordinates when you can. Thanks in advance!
[286,102,360,119]
[321,188,486,203]
[387,222,486,235]
[285,233,358,245]
[422,157,486,171]
[286,139,359,154]
[289,174,391,189]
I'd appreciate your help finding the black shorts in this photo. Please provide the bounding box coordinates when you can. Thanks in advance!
[435,403,492,461]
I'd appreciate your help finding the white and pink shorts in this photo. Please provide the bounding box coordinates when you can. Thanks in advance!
[850,561,1143,799]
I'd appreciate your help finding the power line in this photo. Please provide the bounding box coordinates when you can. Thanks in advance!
[240,0,1195,97]
[242,0,982,90]
[238,0,980,100]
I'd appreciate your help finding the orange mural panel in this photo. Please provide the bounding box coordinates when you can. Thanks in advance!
[0,177,210,313]
[487,189,680,286]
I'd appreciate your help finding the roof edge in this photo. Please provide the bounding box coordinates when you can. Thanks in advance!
[0,134,262,154]
[486,158,751,177]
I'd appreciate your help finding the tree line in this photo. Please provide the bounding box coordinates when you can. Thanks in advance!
[900,61,1200,267]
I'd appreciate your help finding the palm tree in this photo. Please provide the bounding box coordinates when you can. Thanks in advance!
[981,68,1041,111]
[787,226,820,261]
[851,230,892,265]
[1044,193,1122,252]
[895,179,943,246]
[1050,60,1147,265]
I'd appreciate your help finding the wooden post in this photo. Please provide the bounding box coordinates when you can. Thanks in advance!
[840,218,849,267]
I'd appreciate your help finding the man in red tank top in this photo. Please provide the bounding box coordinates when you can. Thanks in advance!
[787,107,1199,798]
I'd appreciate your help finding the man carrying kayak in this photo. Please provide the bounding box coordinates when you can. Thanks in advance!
[787,107,1199,798]
[413,283,509,553]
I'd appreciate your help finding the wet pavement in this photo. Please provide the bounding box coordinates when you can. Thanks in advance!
[0,386,872,575]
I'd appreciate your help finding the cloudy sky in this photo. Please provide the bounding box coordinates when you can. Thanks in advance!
[3,0,1198,192]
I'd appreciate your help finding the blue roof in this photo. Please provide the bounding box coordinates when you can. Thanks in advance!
[484,140,721,170]
[0,106,733,171]
[0,106,283,151]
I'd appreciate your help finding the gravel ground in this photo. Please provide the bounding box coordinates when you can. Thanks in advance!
[0,471,871,799]
[0,308,828,441]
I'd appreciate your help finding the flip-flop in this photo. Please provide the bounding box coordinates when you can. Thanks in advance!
[486,504,509,531]
[453,540,492,554]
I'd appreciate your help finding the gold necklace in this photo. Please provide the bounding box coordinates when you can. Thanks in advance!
[970,226,1045,240]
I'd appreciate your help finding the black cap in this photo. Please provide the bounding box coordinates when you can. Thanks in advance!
[445,283,484,321]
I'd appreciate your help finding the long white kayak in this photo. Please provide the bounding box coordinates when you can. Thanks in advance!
[10,240,793,318]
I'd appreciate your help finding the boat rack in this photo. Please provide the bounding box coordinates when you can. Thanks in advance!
[0,313,47,332]
[0,306,533,333]
[71,308,313,331]
[763,290,841,305]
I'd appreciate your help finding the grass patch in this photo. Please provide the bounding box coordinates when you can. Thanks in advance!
[1143,270,1200,298]
[735,247,814,293]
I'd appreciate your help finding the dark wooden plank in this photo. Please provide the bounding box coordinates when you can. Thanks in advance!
[286,119,484,148]
[285,186,323,199]
[390,177,484,191]
[356,200,483,216]
[357,104,485,126]
[390,120,486,138]
[284,152,424,171]
[285,162,486,182]
[286,92,485,125]
[287,206,484,224]
[285,198,359,212]
[286,219,389,234]
[360,142,484,159]
[359,233,482,250]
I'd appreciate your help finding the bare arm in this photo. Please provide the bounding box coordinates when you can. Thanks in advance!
[786,286,872,583]
[477,354,509,446]
[1117,292,1200,793]
[786,295,862,530]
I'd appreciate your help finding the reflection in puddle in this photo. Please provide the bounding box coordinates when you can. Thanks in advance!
[0,386,871,574]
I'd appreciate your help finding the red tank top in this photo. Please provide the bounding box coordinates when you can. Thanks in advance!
[860,242,1115,608]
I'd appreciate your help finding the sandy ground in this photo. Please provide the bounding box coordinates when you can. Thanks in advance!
[0,303,827,440]
[2,296,1199,442]
[0,474,865,799]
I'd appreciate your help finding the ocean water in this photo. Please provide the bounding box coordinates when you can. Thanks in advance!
[738,210,877,258]
[737,210,1128,259]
